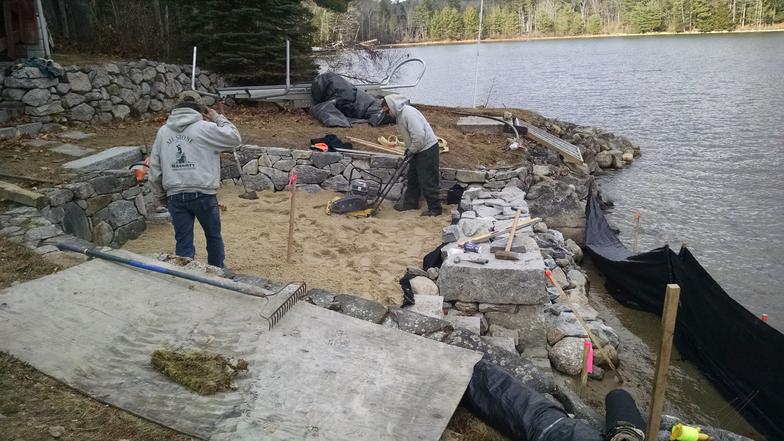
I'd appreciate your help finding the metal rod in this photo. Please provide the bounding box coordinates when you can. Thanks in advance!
[34,0,51,59]
[56,243,274,298]
[472,0,484,108]
[286,39,291,90]
[191,46,197,90]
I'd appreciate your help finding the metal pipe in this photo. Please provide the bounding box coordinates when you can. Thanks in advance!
[191,46,197,90]
[34,0,51,59]
[286,39,291,90]
[56,243,274,298]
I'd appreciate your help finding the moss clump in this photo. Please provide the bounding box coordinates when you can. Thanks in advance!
[150,350,248,395]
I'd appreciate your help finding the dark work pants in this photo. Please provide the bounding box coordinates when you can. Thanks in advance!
[167,192,225,268]
[403,143,441,211]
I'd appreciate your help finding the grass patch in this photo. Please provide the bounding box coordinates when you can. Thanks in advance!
[0,352,195,441]
[446,407,511,441]
[0,236,60,289]
[150,350,248,395]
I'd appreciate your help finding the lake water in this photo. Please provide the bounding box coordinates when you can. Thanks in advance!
[395,32,784,332]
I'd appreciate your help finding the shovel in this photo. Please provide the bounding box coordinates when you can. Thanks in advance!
[232,147,258,200]
[494,208,522,261]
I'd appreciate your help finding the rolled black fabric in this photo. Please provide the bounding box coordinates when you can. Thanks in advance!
[585,192,784,441]
[605,389,645,441]
[461,360,603,441]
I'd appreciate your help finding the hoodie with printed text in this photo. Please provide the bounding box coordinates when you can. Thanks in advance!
[149,108,241,200]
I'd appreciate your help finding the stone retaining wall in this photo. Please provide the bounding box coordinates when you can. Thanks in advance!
[0,59,223,128]
[222,145,530,201]
[0,168,154,255]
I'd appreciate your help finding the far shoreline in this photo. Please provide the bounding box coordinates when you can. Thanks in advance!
[375,27,784,49]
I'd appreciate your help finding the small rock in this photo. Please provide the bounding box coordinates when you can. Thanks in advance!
[454,301,478,314]
[588,365,605,380]
[410,276,439,296]
[594,344,620,368]
[534,221,548,233]
[550,267,569,288]
[427,267,439,280]
[48,425,65,438]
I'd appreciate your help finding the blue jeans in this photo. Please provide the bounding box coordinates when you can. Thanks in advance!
[167,192,225,268]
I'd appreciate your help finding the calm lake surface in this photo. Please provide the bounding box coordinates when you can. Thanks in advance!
[396,32,784,332]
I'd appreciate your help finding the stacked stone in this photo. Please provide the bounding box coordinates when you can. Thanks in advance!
[539,116,640,172]
[533,221,621,378]
[410,180,621,381]
[0,59,222,125]
[0,169,152,254]
[223,145,530,201]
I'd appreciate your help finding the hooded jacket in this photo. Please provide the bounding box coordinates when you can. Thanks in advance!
[149,107,241,199]
[384,95,438,155]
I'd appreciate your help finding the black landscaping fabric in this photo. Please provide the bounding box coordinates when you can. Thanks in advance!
[310,73,390,127]
[585,192,784,441]
[462,360,603,441]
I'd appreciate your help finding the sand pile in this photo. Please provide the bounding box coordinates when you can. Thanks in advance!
[125,187,448,305]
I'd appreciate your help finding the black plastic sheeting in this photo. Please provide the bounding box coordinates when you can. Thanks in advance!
[310,73,390,127]
[585,192,784,441]
[462,360,603,441]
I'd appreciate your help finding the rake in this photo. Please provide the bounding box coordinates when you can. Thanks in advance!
[56,243,305,330]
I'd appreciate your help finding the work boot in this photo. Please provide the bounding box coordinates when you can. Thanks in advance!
[421,207,443,217]
[394,199,419,212]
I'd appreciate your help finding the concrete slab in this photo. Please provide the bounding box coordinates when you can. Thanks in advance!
[63,146,143,174]
[438,250,548,304]
[50,143,96,157]
[0,254,481,441]
[407,294,444,318]
[457,116,505,135]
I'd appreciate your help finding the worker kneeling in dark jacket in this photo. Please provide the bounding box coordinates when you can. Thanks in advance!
[382,94,442,216]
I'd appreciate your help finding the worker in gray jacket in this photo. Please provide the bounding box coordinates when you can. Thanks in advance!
[149,91,241,268]
[382,94,442,216]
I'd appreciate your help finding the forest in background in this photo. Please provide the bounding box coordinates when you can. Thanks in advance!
[38,0,784,84]
[312,0,784,44]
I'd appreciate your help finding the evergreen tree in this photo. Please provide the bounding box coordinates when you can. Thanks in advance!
[412,1,432,39]
[177,0,316,85]
[627,0,665,32]
[535,8,555,32]
[694,0,735,30]
[463,6,481,39]
[587,14,604,33]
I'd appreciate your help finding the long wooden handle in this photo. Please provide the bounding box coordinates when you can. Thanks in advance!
[546,270,624,384]
[286,183,296,263]
[457,217,541,246]
[347,136,405,156]
[504,209,522,252]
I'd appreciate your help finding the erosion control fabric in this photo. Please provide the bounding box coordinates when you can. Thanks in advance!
[585,192,784,441]
[462,360,602,441]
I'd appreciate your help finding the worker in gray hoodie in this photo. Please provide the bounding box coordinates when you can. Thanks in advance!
[382,94,442,216]
[149,91,241,268]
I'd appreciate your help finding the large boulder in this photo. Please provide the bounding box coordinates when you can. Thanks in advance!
[548,336,586,376]
[526,178,587,245]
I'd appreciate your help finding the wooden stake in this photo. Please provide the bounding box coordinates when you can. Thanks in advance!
[646,284,681,441]
[581,341,590,386]
[286,175,297,263]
